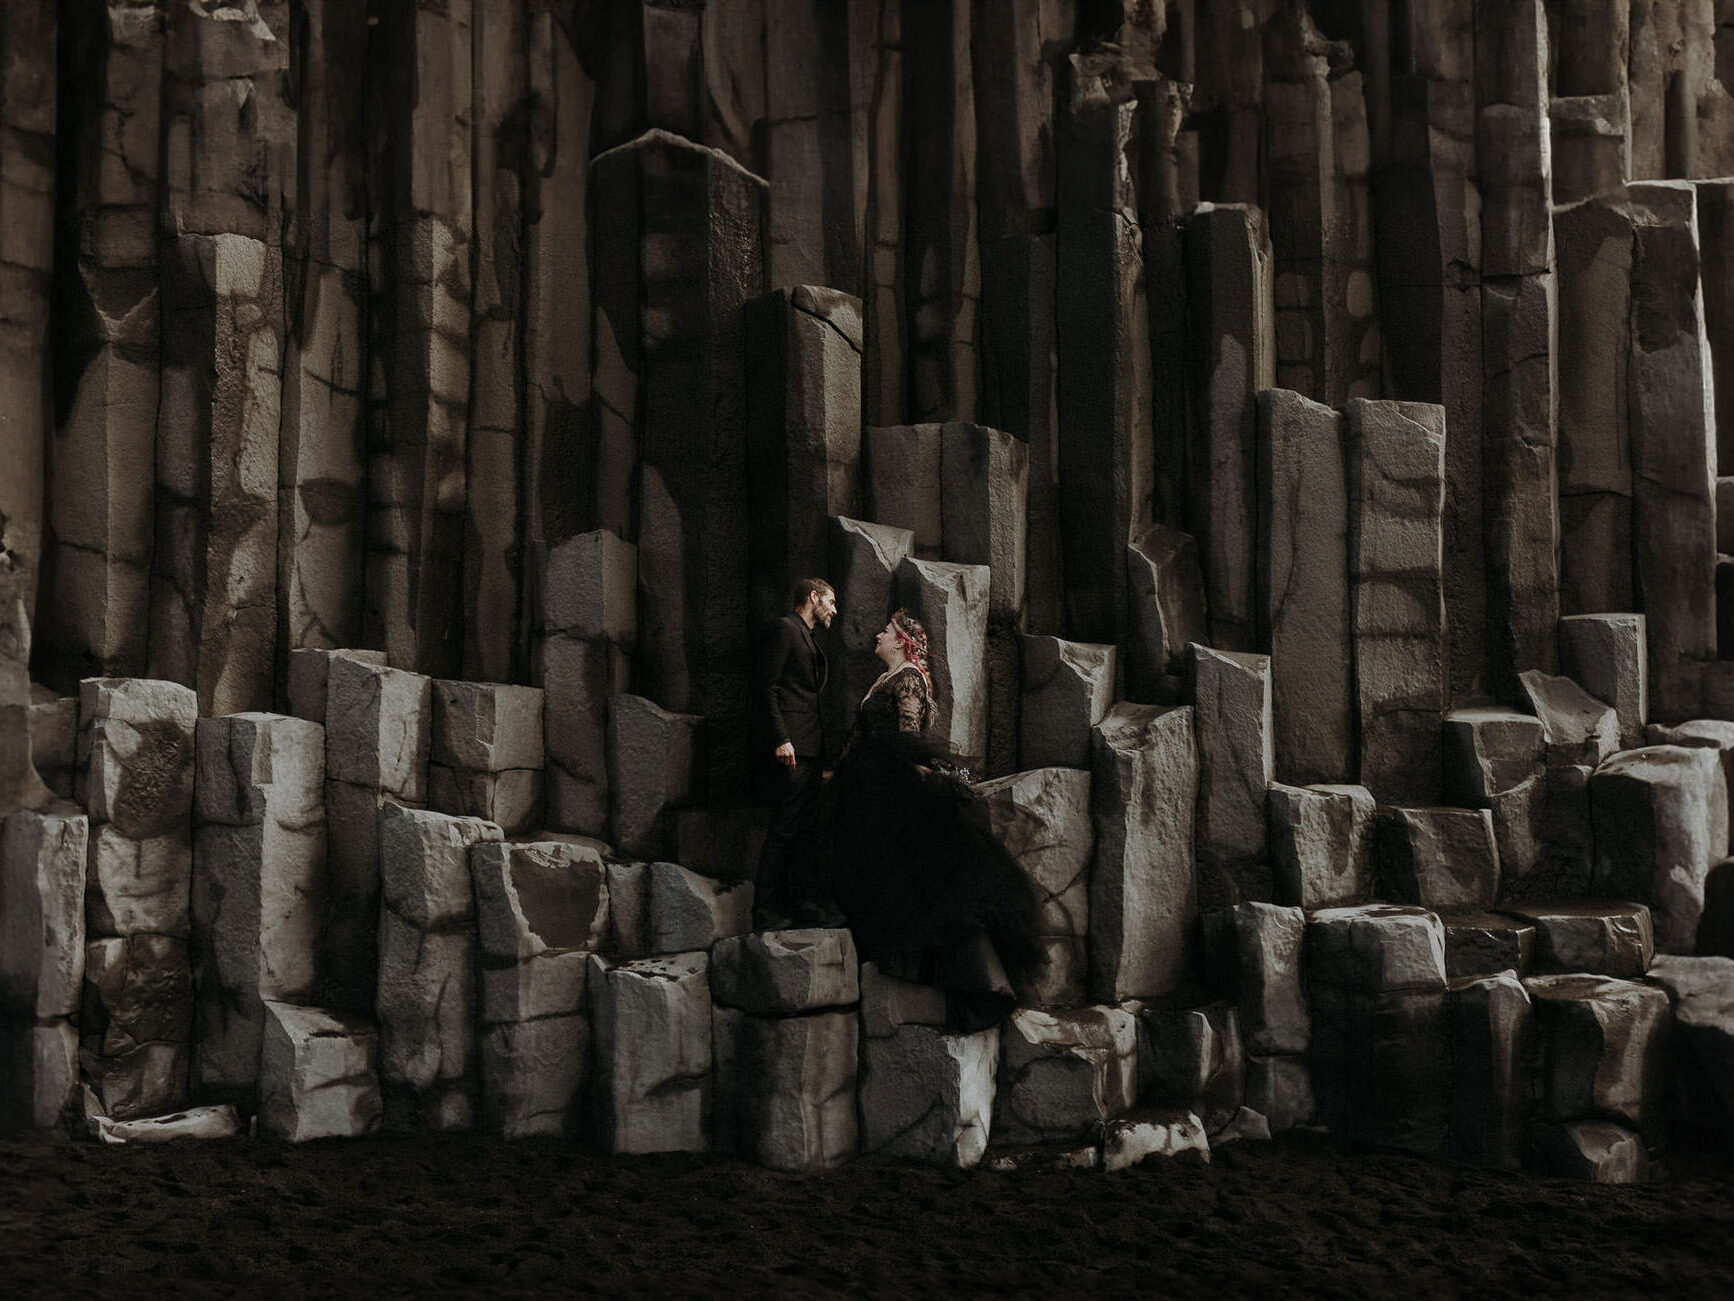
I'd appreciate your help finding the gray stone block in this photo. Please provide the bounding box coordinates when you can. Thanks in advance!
[1019,637,1115,770]
[607,695,700,859]
[1268,783,1373,910]
[1440,708,1544,808]
[430,681,545,774]
[859,1020,997,1168]
[894,557,990,764]
[1442,912,1536,981]
[323,658,432,801]
[1446,971,1533,1168]
[1519,669,1619,767]
[1378,806,1501,912]
[712,1006,858,1171]
[588,952,711,1154]
[994,1006,1138,1146]
[79,678,198,840]
[648,861,752,953]
[470,840,609,965]
[1192,645,1274,904]
[1558,614,1647,748]
[710,928,858,1016]
[1515,902,1654,979]
[534,530,638,643]
[1306,904,1448,993]
[1525,973,1669,1143]
[1,808,88,1019]
[258,1002,382,1142]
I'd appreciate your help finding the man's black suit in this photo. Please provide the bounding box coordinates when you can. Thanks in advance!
[755,613,828,922]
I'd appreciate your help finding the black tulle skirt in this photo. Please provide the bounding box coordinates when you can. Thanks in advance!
[822,731,1045,1033]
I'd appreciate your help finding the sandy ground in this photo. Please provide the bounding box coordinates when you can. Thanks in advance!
[2,1129,1731,1298]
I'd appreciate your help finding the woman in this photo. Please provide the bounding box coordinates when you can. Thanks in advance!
[825,609,1044,1032]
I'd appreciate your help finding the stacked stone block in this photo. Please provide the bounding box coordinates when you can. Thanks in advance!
[1205,904,1312,1134]
[712,929,860,1171]
[533,530,636,838]
[77,678,198,1119]
[588,951,712,1154]
[471,839,607,1137]
[376,803,501,1130]
[429,681,545,836]
[192,712,326,1099]
[258,1002,382,1142]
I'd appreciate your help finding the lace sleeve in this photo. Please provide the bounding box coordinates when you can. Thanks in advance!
[891,668,930,735]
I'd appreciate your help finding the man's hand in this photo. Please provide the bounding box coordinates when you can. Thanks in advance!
[774,740,796,768]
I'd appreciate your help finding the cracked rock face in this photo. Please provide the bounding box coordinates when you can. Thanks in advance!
[587,952,711,1154]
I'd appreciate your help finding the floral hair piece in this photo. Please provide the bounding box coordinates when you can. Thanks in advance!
[889,608,933,693]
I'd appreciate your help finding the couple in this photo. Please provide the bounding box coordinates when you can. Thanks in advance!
[755,578,1043,1032]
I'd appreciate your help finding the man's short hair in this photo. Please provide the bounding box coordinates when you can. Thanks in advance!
[790,577,833,610]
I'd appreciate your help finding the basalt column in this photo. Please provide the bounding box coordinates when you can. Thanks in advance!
[1478,0,1560,697]
[39,2,165,689]
[364,0,475,679]
[1056,52,1153,646]
[279,0,369,666]
[0,0,55,621]
[611,130,766,807]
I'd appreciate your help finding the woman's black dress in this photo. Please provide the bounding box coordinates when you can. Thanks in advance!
[825,664,1044,1032]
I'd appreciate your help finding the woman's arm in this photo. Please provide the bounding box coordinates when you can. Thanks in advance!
[891,668,928,734]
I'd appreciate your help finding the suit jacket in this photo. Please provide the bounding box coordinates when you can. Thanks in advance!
[757,613,828,758]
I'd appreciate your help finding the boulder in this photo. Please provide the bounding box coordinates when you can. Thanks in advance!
[1517,670,1619,767]
[1516,902,1654,978]
[1558,614,1647,748]
[1378,806,1501,912]
[859,1021,998,1168]
[258,1002,382,1142]
[1531,1120,1649,1183]
[648,862,753,953]
[894,557,991,765]
[1525,973,1670,1143]
[710,929,859,1016]
[587,952,711,1154]
[1019,637,1116,770]
[1089,704,1197,1001]
[712,1006,858,1171]
[1101,1109,1211,1171]
[993,1006,1138,1145]
[1590,745,1728,952]
[1267,783,1374,909]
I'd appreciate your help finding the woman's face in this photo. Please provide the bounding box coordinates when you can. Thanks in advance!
[874,622,900,664]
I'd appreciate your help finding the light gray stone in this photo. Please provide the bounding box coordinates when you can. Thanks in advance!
[1379,806,1501,912]
[1590,745,1729,952]
[1,809,88,1019]
[79,1040,190,1123]
[27,691,77,799]
[1525,973,1669,1143]
[1268,783,1373,910]
[79,678,199,840]
[1515,903,1654,979]
[1101,1109,1210,1171]
[258,1002,382,1142]
[607,695,700,859]
[859,1020,998,1168]
[894,557,990,764]
[648,862,752,954]
[81,935,192,1060]
[195,713,324,829]
[427,765,542,836]
[1518,670,1619,767]
[1558,614,1647,748]
[430,681,545,774]
[603,861,651,959]
[712,1006,858,1171]
[710,928,858,1016]
[323,658,432,800]
[379,804,502,932]
[1192,646,1274,905]
[376,916,477,1132]
[1257,388,1352,784]
[587,952,711,1154]
[1089,704,1197,1001]
[535,633,623,837]
[1645,720,1734,855]
[470,840,609,965]
[1306,905,1448,993]
[1019,637,1115,770]
[480,949,589,1025]
[1345,400,1447,804]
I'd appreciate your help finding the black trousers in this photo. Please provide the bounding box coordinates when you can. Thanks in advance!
[755,756,823,916]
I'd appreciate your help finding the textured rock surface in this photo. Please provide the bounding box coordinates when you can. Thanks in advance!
[258,1002,381,1143]
[1268,783,1373,909]
[1558,615,1647,748]
[1378,806,1501,913]
[1205,904,1310,1057]
[713,1006,858,1171]
[1192,646,1274,904]
[1525,973,1669,1144]
[607,696,700,860]
[1019,638,1115,771]
[1,809,88,1019]
[710,929,858,1016]
[994,1006,1137,1145]
[859,1021,998,1169]
[977,767,1092,1006]
[588,952,711,1154]
[895,558,990,764]
[1089,704,1196,1002]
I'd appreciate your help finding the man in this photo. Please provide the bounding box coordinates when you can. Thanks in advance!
[753,577,841,929]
